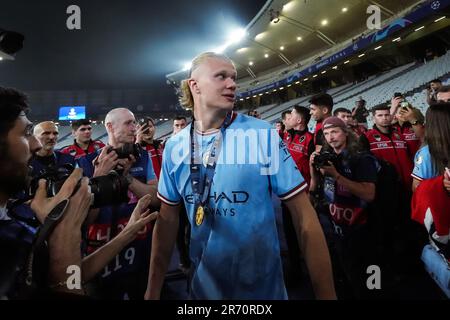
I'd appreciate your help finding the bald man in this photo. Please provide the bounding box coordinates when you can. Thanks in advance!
[30,121,76,177]
[77,107,160,299]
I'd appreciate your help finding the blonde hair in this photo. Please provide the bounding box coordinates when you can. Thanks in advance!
[179,52,234,110]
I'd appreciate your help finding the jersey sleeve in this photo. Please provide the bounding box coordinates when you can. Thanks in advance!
[411,146,435,181]
[157,142,182,206]
[267,129,307,201]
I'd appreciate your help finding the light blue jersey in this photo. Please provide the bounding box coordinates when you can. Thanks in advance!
[411,145,438,181]
[157,113,306,299]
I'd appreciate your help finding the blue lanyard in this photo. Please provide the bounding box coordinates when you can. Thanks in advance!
[190,112,233,208]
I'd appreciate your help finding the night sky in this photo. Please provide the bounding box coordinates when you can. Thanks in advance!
[0,0,266,105]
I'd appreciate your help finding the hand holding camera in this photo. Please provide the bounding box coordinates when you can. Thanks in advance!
[94,146,119,177]
[310,150,340,178]
[30,168,90,224]
[93,143,141,177]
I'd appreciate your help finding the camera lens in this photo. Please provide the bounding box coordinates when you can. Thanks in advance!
[88,171,130,208]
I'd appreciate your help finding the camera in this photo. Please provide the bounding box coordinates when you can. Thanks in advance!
[313,151,338,170]
[108,143,142,160]
[29,164,130,208]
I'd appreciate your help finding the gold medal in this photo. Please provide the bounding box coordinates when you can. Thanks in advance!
[195,205,205,226]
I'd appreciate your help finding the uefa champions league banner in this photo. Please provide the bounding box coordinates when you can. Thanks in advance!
[238,0,450,98]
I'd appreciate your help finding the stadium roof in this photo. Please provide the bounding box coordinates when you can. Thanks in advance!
[167,0,422,82]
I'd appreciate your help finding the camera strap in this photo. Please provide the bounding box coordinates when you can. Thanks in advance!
[22,199,69,292]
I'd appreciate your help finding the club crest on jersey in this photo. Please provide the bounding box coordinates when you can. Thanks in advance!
[94,143,100,151]
[394,133,401,140]
[299,136,305,143]
[416,155,423,165]
[70,149,77,156]
[374,134,381,142]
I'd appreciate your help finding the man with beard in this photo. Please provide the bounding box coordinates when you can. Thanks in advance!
[0,87,92,298]
[0,88,158,299]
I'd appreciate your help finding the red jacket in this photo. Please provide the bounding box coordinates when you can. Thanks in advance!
[392,123,421,160]
[350,124,367,137]
[142,141,164,180]
[282,129,313,187]
[313,121,323,146]
[60,139,105,160]
[364,126,413,188]
[411,175,450,261]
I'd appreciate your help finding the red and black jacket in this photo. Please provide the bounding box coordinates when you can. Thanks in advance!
[362,126,413,189]
[282,129,314,186]
[60,139,105,160]
[392,123,421,160]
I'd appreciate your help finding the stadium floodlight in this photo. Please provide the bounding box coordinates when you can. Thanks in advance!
[255,32,265,41]
[227,28,247,45]
[0,29,24,55]
[212,44,228,54]
[282,1,295,12]
[182,62,192,72]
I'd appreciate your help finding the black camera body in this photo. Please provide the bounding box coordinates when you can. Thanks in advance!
[108,143,142,160]
[313,151,339,170]
[29,164,130,208]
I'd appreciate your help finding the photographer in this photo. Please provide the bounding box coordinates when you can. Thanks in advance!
[136,117,163,180]
[0,88,157,299]
[78,107,160,299]
[60,120,105,160]
[31,121,76,176]
[309,117,379,299]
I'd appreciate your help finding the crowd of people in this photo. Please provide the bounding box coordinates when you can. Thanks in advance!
[0,52,449,300]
